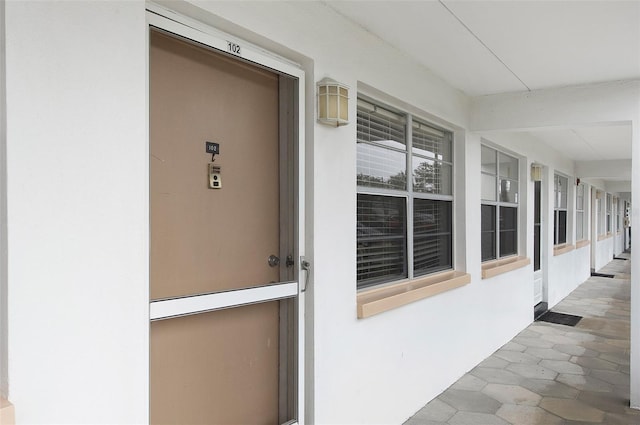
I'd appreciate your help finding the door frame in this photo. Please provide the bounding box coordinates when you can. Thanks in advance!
[533,178,545,306]
[145,5,306,423]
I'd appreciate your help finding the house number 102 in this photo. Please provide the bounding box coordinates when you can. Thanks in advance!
[227,42,241,56]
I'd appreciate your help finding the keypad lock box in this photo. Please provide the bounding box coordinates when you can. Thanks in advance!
[208,164,222,189]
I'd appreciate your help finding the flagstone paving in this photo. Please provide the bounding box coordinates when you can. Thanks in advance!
[405,253,640,424]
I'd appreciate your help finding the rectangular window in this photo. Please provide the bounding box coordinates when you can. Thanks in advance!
[606,193,612,234]
[534,181,541,271]
[356,98,454,289]
[597,191,605,236]
[617,198,623,232]
[576,183,585,241]
[481,145,519,261]
[554,174,568,245]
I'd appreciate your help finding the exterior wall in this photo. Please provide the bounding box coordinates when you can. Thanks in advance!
[548,246,590,308]
[482,132,591,310]
[615,231,625,256]
[5,2,148,423]
[2,1,633,424]
[594,235,615,271]
[0,0,7,400]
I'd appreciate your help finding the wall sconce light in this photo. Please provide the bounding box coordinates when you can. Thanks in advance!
[531,164,542,181]
[576,178,581,185]
[317,78,349,127]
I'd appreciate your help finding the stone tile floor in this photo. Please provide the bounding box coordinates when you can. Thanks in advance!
[405,252,639,425]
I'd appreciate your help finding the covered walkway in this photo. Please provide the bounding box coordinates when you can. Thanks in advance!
[406,254,636,425]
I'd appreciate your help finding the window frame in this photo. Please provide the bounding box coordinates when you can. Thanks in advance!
[576,182,586,242]
[480,144,519,262]
[606,193,612,234]
[597,191,606,237]
[553,173,569,246]
[356,96,455,290]
[616,197,623,233]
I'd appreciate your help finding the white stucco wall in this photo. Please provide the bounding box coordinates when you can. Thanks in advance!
[547,246,591,308]
[594,236,615,271]
[5,2,148,423]
[0,0,7,400]
[169,3,511,424]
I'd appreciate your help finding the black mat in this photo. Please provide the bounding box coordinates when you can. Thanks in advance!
[614,257,628,261]
[536,311,583,327]
[591,272,615,278]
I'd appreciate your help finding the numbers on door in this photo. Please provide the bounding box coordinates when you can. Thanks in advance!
[227,42,241,56]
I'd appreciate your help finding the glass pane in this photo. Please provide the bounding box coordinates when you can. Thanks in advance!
[412,157,452,195]
[413,199,452,276]
[357,194,407,288]
[555,175,568,209]
[499,179,518,203]
[481,146,496,175]
[413,123,452,162]
[481,205,496,261]
[576,184,584,210]
[555,210,567,245]
[499,206,518,257]
[357,106,406,149]
[534,181,541,225]
[357,143,407,190]
[481,173,496,201]
[534,224,541,271]
[576,211,584,240]
[498,152,518,180]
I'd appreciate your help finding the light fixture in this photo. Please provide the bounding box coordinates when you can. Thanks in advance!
[316,78,349,127]
[531,164,542,181]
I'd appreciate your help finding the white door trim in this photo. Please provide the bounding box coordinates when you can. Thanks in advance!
[146,6,306,424]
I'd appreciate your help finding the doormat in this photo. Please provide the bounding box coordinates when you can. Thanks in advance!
[591,272,615,278]
[536,311,583,327]
[614,257,628,261]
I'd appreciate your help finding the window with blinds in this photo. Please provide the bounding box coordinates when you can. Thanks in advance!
[356,98,454,289]
[597,191,605,236]
[576,183,585,241]
[554,174,568,245]
[480,145,519,262]
[606,193,612,233]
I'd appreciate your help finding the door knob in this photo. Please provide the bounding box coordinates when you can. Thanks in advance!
[268,255,280,267]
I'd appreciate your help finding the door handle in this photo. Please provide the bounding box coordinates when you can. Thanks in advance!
[268,255,280,267]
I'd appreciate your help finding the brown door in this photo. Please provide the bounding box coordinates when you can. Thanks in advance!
[149,29,296,424]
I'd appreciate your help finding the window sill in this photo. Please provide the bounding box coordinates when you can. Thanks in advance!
[597,233,613,241]
[481,256,530,279]
[357,270,471,319]
[576,239,590,249]
[0,398,15,425]
[553,244,575,256]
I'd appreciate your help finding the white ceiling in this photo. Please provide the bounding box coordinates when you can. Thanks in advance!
[525,124,632,161]
[327,0,640,96]
[326,0,638,182]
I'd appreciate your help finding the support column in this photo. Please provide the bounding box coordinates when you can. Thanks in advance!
[631,117,640,408]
